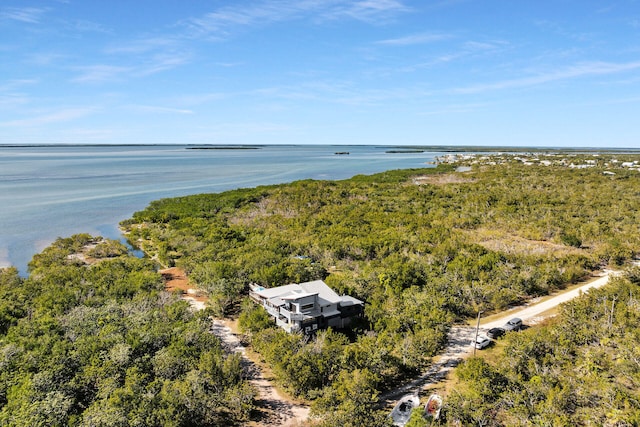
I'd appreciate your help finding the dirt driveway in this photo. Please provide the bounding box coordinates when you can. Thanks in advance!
[211,319,310,426]
[382,269,616,403]
[161,268,309,426]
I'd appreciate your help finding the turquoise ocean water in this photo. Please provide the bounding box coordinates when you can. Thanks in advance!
[0,145,447,274]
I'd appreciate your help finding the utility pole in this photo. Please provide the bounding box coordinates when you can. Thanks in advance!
[473,310,483,356]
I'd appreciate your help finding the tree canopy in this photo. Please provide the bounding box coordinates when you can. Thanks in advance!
[120,154,640,422]
[0,235,254,426]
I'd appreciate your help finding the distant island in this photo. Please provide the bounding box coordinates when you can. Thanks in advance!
[185,146,262,150]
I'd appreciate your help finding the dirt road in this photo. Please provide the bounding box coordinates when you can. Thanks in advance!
[211,320,310,426]
[161,268,310,426]
[382,269,615,403]
[481,270,613,329]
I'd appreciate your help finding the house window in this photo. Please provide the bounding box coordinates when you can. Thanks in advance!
[301,303,314,311]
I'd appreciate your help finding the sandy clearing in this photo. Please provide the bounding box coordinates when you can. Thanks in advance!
[160,267,209,310]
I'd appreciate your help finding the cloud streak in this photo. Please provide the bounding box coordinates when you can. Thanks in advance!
[0,108,96,127]
[454,61,640,94]
[126,105,194,115]
[376,32,451,46]
[183,0,410,39]
[71,65,132,83]
[0,7,48,24]
[252,79,432,107]
[105,37,180,55]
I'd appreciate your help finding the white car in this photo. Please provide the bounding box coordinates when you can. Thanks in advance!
[474,335,491,349]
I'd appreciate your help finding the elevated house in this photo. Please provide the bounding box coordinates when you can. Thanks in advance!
[249,280,364,334]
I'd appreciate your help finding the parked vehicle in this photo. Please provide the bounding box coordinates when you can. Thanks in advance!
[425,394,443,420]
[390,394,420,426]
[503,317,523,331]
[487,327,505,339]
[474,335,491,349]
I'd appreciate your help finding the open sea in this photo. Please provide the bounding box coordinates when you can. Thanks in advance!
[0,144,450,274]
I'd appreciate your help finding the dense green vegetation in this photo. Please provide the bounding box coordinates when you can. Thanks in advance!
[446,266,640,426]
[3,155,639,425]
[119,156,640,423]
[0,235,253,426]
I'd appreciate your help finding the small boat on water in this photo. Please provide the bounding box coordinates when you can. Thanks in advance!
[424,393,443,420]
[390,394,420,426]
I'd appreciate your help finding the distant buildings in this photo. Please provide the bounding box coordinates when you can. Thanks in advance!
[249,280,364,334]
[437,152,640,172]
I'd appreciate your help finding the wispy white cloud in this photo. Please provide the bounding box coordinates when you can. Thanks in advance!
[174,92,230,106]
[0,107,96,127]
[105,37,180,55]
[216,62,245,68]
[183,1,325,38]
[335,0,410,23]
[71,53,190,83]
[566,94,640,109]
[69,19,111,34]
[0,79,38,92]
[189,122,298,139]
[175,78,428,109]
[26,52,68,66]
[126,105,194,115]
[534,20,594,43]
[135,52,192,76]
[0,94,30,109]
[419,102,490,116]
[183,0,410,39]
[0,80,37,109]
[454,60,640,94]
[71,65,132,83]
[102,36,190,78]
[0,7,48,24]
[463,40,502,51]
[396,39,507,72]
[376,32,451,46]
[252,79,431,107]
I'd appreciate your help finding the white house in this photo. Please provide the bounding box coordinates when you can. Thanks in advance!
[249,280,364,334]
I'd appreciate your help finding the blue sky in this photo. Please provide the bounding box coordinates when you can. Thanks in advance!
[1,1,639,147]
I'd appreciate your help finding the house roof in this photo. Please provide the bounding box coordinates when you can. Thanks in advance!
[339,295,364,306]
[281,291,317,300]
[254,283,299,299]
[254,279,363,308]
[300,280,342,304]
[268,297,286,307]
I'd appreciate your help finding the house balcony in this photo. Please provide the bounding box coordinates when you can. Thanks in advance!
[280,307,305,322]
[248,291,261,303]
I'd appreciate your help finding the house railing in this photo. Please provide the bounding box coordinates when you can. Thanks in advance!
[248,291,262,303]
[280,307,305,321]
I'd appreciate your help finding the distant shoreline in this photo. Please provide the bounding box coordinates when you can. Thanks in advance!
[185,146,261,150]
[1,143,640,154]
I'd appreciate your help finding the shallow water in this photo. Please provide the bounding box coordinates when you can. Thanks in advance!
[1,145,443,274]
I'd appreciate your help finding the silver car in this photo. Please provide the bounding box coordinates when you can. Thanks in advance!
[503,317,522,331]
